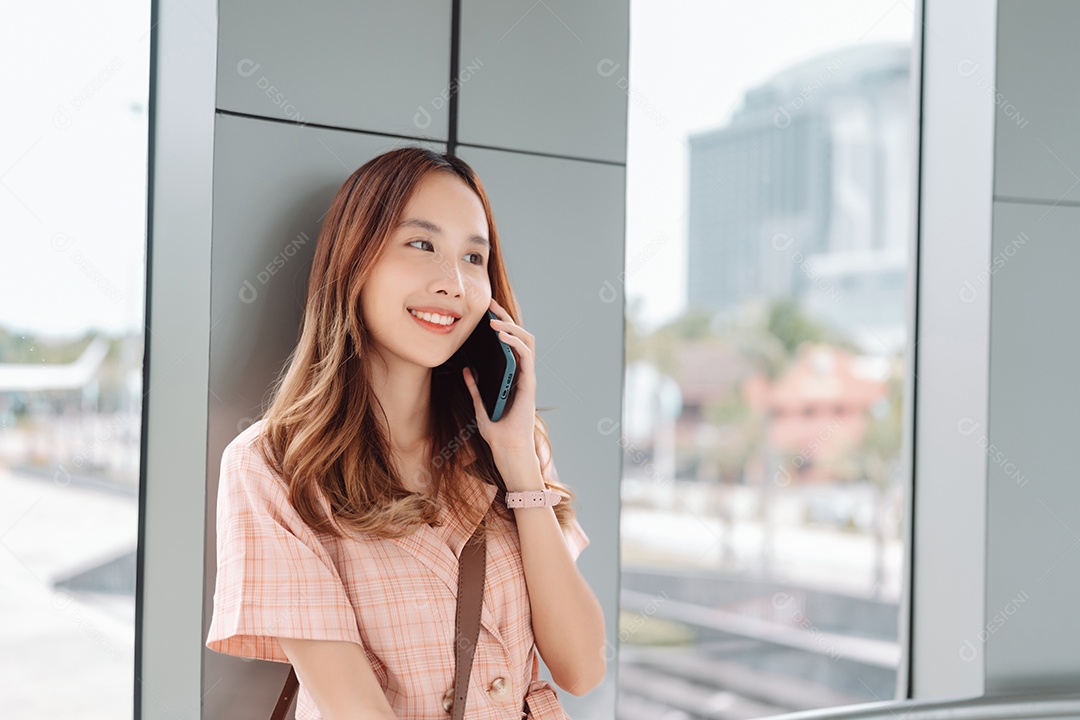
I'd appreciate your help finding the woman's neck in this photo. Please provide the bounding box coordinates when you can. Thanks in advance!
[391,437,433,495]
[368,354,432,451]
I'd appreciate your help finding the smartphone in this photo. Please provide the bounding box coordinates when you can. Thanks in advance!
[460,309,517,421]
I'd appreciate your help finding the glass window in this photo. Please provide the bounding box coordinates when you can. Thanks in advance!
[1,2,150,717]
[619,2,916,716]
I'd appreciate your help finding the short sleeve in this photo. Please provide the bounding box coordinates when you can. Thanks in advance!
[205,434,363,663]
[562,515,590,562]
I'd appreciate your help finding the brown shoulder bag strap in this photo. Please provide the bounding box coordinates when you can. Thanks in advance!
[451,512,488,719]
[270,667,298,720]
[269,512,489,720]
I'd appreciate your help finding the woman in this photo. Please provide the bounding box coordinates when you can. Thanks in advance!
[206,146,606,719]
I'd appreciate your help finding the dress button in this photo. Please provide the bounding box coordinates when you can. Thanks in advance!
[442,687,455,713]
[488,676,509,698]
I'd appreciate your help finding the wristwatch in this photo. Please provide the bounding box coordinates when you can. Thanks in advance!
[505,489,562,509]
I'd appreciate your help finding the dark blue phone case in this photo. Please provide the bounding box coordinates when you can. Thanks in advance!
[461,310,517,421]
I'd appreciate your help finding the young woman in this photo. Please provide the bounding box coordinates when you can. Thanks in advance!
[206,147,606,720]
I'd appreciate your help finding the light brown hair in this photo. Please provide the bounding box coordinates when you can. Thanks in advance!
[254,146,577,541]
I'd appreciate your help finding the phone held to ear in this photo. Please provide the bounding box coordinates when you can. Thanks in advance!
[461,309,517,421]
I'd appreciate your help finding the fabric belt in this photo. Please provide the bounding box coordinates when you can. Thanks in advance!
[521,679,567,720]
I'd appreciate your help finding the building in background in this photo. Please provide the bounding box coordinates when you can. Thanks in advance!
[687,42,911,353]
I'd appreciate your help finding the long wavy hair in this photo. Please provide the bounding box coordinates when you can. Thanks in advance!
[253,146,577,541]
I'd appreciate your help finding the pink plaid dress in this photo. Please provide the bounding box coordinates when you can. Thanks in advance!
[206,419,590,719]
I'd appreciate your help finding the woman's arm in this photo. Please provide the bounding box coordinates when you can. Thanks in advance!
[277,637,399,720]
[502,455,608,696]
[461,301,606,694]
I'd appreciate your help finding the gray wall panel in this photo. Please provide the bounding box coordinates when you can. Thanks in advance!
[981,0,1080,694]
[217,0,452,140]
[993,0,1080,205]
[984,201,1080,691]
[458,0,629,163]
[457,145,624,719]
[201,113,444,719]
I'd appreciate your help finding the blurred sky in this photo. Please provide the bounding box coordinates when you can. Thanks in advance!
[0,1,913,340]
[2,0,150,341]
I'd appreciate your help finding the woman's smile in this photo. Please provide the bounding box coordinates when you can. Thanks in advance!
[407,307,461,334]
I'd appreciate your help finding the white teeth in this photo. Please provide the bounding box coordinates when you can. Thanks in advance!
[409,309,457,326]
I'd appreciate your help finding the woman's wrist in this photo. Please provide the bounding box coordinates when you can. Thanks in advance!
[495,449,545,493]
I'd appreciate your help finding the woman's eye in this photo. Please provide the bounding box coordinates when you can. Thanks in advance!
[409,240,485,266]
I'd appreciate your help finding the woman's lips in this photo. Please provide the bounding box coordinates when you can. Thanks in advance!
[408,309,459,334]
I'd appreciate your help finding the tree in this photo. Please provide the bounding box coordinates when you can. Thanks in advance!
[853,353,905,597]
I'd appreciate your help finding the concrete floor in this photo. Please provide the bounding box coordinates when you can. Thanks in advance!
[0,465,137,719]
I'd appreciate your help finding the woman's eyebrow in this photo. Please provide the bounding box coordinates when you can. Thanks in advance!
[398,217,489,250]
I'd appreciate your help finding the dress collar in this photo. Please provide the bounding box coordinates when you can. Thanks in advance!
[433,471,499,543]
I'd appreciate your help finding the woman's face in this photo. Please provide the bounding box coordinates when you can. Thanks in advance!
[361,170,493,371]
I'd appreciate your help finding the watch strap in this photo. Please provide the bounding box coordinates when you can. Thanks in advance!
[505,489,562,508]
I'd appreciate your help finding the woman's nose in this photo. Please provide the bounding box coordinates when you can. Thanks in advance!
[430,259,466,297]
